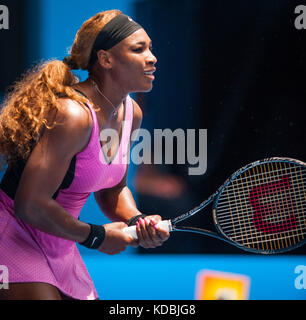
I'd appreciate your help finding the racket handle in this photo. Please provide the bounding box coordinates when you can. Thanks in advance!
[123,220,172,240]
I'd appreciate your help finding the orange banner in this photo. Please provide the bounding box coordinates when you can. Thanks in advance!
[195,270,251,300]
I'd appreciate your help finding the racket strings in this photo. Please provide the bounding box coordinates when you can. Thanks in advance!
[263,162,303,250]
[217,169,306,200]
[218,211,305,229]
[224,166,306,183]
[217,202,306,225]
[217,172,306,218]
[254,162,303,250]
[217,177,306,201]
[216,161,306,252]
[236,233,306,247]
[222,219,306,239]
[217,196,306,213]
[264,162,302,250]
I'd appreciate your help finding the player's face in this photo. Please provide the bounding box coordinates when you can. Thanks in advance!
[108,28,157,93]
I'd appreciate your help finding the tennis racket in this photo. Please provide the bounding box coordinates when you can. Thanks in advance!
[123,157,306,254]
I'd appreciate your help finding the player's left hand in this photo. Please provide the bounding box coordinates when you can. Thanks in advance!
[135,215,170,249]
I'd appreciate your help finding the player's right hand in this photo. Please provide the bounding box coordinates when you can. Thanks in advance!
[98,222,137,255]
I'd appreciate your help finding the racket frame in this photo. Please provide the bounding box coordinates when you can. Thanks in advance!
[171,157,306,254]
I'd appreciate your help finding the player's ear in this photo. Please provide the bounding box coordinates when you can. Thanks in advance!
[96,50,113,69]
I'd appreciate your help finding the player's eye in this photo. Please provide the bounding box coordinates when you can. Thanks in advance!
[132,47,144,53]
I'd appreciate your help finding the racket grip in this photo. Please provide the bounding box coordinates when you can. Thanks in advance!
[123,220,172,240]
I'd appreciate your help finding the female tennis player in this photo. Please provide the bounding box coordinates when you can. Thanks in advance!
[0,10,169,300]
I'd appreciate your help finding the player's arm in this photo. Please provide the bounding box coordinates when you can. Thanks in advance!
[14,99,92,242]
[94,98,143,223]
[14,99,135,254]
[94,99,170,248]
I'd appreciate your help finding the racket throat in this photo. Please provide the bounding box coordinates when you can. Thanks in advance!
[172,225,231,244]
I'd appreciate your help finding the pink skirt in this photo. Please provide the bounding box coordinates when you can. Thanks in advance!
[0,188,98,300]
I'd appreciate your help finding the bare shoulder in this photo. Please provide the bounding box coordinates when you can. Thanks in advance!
[41,98,93,155]
[15,99,93,205]
[131,98,143,131]
[56,98,92,129]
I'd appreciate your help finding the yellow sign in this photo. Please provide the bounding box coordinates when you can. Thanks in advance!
[195,270,251,300]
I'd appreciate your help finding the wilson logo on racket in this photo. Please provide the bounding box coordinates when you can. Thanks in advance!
[123,157,306,254]
[249,175,297,234]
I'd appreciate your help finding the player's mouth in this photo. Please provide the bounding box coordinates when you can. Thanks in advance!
[144,68,156,80]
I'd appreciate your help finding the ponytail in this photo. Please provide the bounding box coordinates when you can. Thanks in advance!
[63,56,80,70]
[0,59,88,169]
[0,9,123,169]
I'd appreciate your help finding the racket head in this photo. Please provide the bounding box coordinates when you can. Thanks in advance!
[213,157,306,254]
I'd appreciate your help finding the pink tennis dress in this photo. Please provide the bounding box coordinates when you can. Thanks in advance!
[0,94,134,300]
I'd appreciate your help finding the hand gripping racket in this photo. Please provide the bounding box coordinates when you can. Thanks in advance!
[123,158,306,254]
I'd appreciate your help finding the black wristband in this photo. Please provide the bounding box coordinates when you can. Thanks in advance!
[127,214,147,226]
[80,224,106,249]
